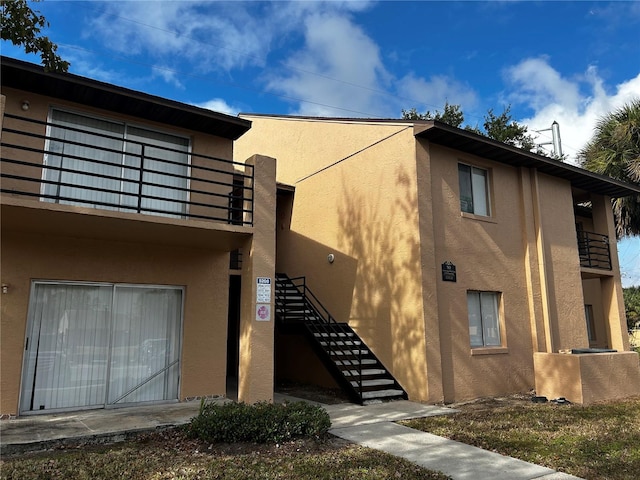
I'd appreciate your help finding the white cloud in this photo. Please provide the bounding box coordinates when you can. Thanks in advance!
[152,66,184,90]
[266,12,391,116]
[193,98,242,116]
[396,73,478,115]
[88,1,272,73]
[505,58,640,164]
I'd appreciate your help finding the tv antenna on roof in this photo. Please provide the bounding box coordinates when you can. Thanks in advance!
[535,121,563,159]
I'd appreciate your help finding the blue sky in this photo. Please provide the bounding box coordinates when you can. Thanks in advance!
[2,0,639,285]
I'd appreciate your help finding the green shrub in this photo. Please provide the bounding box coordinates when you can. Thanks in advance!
[185,400,331,443]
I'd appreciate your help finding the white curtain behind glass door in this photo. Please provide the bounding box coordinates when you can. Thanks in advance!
[108,286,182,405]
[21,284,112,412]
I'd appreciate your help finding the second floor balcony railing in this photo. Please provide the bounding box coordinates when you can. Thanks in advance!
[1,113,254,226]
[577,230,612,270]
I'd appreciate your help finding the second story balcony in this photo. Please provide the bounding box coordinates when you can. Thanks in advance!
[1,113,254,231]
[577,230,612,271]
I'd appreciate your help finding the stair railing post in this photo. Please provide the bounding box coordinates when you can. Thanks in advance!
[358,341,363,400]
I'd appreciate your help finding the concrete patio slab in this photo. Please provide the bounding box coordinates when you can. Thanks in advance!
[323,399,457,428]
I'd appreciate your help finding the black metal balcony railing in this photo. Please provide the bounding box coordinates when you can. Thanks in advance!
[1,113,254,226]
[577,230,612,270]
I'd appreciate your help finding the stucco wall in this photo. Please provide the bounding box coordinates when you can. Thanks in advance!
[0,87,250,416]
[424,143,538,402]
[236,116,430,401]
[534,352,640,404]
[536,174,589,350]
[0,231,229,416]
[235,115,629,405]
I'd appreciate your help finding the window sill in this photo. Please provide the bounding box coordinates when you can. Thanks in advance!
[461,212,497,224]
[470,347,509,356]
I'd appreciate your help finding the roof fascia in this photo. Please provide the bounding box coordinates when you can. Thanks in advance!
[1,56,251,140]
[415,121,640,198]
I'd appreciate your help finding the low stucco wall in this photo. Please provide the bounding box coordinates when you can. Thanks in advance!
[534,352,640,405]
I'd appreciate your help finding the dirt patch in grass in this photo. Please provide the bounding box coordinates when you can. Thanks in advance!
[0,428,451,480]
[402,395,640,480]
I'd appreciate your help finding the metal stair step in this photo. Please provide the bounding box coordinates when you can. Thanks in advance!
[342,368,386,376]
[330,349,369,356]
[313,332,354,338]
[319,341,361,347]
[350,378,395,388]
[361,389,405,400]
[334,359,376,366]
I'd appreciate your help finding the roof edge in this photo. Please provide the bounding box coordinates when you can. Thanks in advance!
[416,121,640,199]
[1,56,251,140]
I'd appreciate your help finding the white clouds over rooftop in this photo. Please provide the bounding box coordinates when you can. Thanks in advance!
[505,59,640,163]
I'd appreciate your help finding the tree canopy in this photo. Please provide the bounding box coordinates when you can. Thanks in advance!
[402,103,539,154]
[624,286,640,332]
[1,0,69,72]
[578,99,640,238]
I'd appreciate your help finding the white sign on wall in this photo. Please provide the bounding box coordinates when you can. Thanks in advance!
[256,277,271,303]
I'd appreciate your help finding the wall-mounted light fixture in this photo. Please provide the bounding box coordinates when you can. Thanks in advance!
[21,100,30,111]
[327,254,335,264]
[2,284,9,294]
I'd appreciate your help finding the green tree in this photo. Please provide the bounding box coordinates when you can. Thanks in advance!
[1,0,69,72]
[623,286,640,332]
[402,101,465,128]
[482,106,536,151]
[578,99,640,238]
[402,103,537,152]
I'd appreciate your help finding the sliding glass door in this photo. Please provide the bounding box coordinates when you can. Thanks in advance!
[42,109,190,218]
[20,282,182,414]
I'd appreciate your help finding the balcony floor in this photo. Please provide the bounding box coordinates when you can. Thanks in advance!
[1,196,251,250]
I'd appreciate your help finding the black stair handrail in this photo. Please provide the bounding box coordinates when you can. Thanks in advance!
[275,275,338,324]
[275,274,364,398]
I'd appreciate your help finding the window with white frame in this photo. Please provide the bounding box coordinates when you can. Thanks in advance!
[42,109,190,218]
[458,163,490,216]
[467,291,502,347]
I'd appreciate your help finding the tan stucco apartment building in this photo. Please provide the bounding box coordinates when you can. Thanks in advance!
[1,57,639,417]
[1,57,277,417]
[235,113,640,405]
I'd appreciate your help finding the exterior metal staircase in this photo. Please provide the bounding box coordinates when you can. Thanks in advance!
[275,273,407,405]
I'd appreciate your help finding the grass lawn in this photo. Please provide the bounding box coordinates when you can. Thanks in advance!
[402,396,640,480]
[0,429,451,480]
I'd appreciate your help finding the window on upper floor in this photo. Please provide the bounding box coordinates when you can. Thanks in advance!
[467,291,502,348]
[42,109,190,218]
[458,163,490,216]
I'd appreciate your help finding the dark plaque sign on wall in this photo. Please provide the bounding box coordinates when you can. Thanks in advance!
[442,261,457,282]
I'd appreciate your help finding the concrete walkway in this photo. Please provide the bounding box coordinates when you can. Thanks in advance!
[276,394,583,480]
[0,395,583,480]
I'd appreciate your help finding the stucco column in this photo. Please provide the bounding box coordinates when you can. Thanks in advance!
[591,194,629,351]
[238,154,277,403]
[518,168,548,353]
[528,169,555,352]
